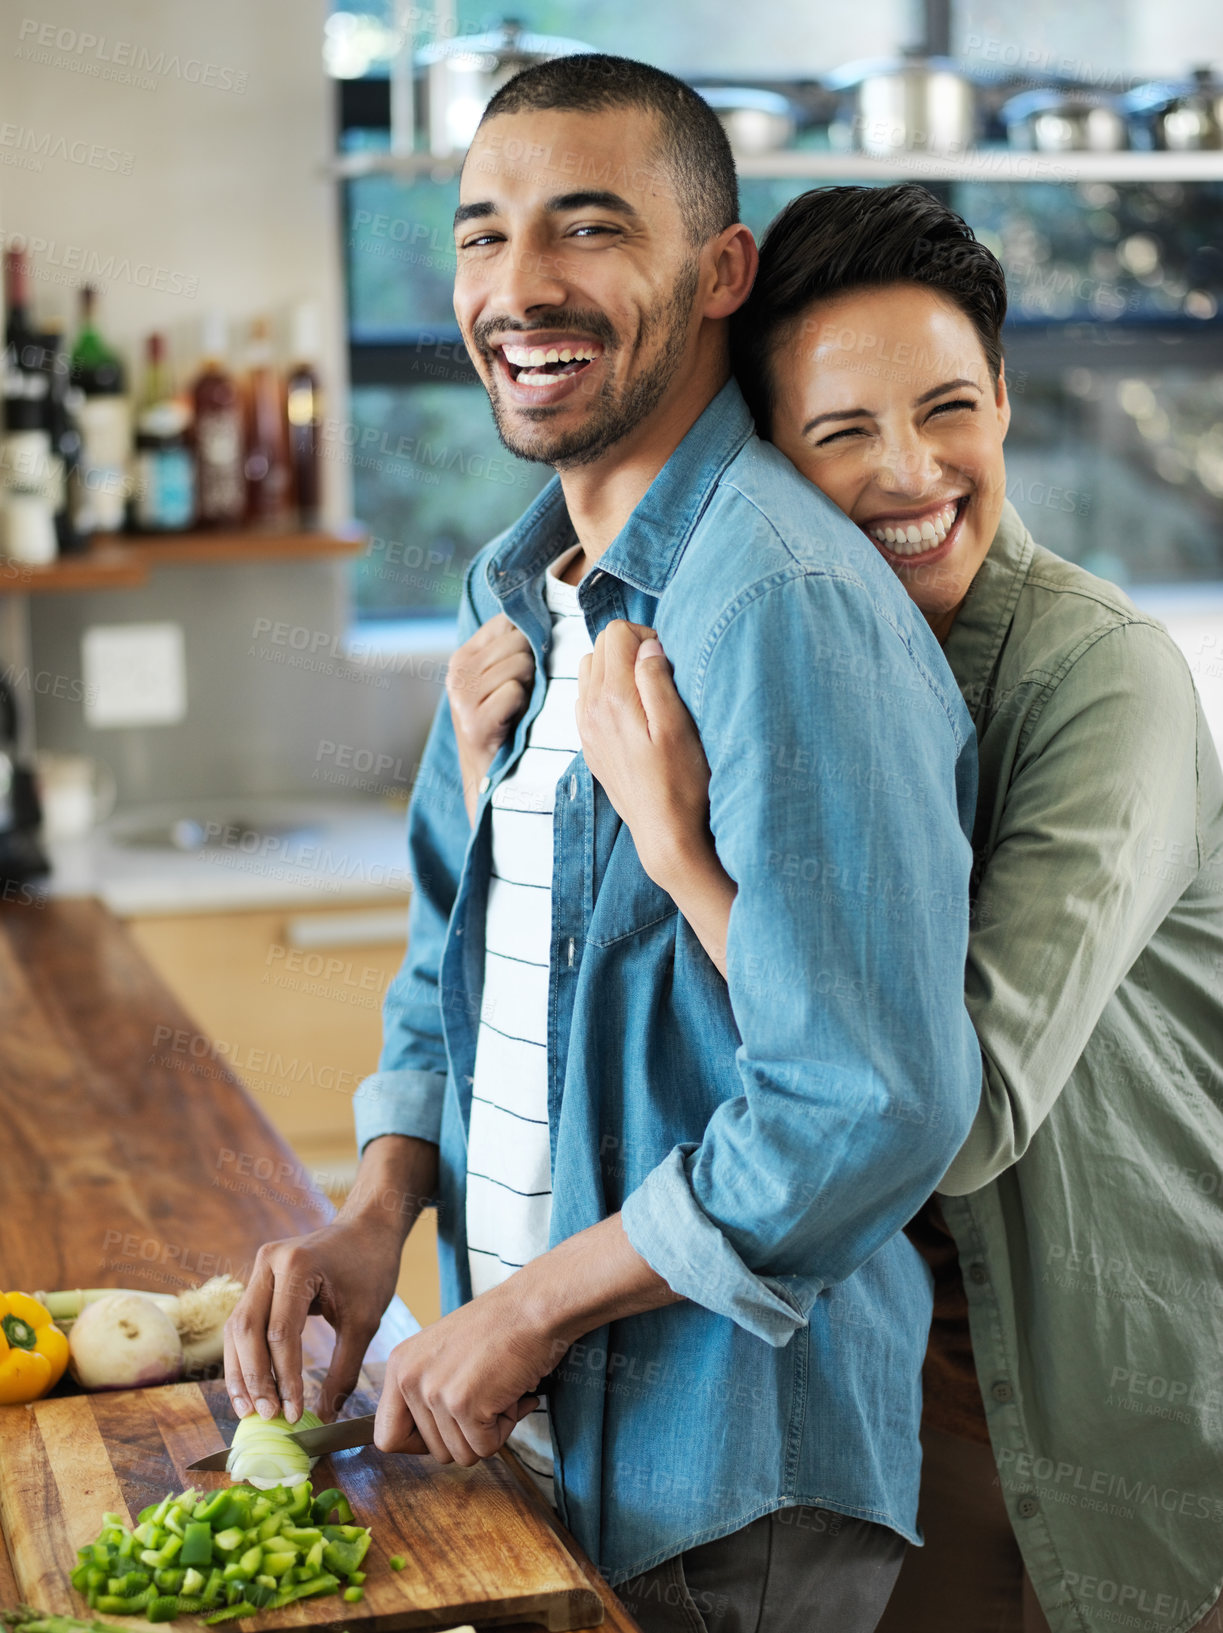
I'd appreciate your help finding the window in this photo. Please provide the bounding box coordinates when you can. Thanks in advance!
[333,5,1223,620]
[334,0,916,619]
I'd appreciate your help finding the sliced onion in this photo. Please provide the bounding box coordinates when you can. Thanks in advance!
[226,1409,323,1489]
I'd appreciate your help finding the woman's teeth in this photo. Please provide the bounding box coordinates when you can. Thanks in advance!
[869,500,961,555]
[501,343,600,385]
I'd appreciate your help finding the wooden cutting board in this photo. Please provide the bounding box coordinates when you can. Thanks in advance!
[0,1377,603,1632]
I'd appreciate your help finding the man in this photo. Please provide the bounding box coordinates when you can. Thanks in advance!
[225,56,981,1633]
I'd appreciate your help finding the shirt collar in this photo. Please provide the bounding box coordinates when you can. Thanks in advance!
[484,378,755,600]
[941,499,1035,720]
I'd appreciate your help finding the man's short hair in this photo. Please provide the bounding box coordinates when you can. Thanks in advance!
[478,53,739,245]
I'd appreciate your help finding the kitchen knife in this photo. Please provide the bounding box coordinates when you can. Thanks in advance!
[187,1413,377,1472]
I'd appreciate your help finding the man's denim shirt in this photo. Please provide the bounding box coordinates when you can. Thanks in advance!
[354,381,982,1585]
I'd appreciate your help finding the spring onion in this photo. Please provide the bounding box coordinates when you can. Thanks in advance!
[70,1478,372,1622]
[2,1608,120,1633]
[225,1411,323,1490]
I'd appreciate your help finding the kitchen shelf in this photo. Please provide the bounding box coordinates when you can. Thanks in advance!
[0,526,366,595]
[329,147,1223,184]
[732,149,1223,183]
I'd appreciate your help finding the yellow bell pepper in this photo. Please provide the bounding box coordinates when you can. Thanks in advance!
[0,1291,69,1404]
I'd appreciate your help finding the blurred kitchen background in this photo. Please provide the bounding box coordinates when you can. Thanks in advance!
[2,0,1222,1320]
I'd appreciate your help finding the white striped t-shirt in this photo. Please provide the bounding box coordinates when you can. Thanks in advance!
[466,543,591,1501]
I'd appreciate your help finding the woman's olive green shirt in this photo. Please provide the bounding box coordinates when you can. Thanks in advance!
[937,503,1223,1633]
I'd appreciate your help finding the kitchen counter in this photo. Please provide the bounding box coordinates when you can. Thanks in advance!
[43,797,413,917]
[0,896,640,1633]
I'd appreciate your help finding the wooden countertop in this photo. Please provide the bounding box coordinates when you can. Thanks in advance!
[0,527,365,596]
[0,897,640,1632]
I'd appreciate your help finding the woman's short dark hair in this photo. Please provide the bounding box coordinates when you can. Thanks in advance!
[731,183,1008,434]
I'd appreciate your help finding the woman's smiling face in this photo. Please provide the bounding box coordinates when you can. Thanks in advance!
[769,283,1011,642]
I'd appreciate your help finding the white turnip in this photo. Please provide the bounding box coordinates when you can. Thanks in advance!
[41,1274,243,1373]
[67,1292,183,1390]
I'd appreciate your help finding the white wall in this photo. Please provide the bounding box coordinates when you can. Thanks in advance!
[0,0,349,523]
[0,0,451,810]
[956,0,1223,81]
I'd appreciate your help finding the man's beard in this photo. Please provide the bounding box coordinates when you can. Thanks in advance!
[475,260,702,471]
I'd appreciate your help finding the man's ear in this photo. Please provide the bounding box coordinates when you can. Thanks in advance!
[704,224,758,321]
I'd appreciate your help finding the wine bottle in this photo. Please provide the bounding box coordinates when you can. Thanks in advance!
[37,320,86,555]
[139,331,172,413]
[285,302,322,529]
[2,248,56,563]
[131,334,194,533]
[243,318,289,523]
[191,314,245,527]
[71,286,129,534]
[3,248,40,385]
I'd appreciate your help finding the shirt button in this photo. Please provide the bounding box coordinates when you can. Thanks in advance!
[569,774,577,800]
[968,1262,988,1285]
[991,1380,1014,1403]
[1016,1496,1039,1519]
[478,775,490,793]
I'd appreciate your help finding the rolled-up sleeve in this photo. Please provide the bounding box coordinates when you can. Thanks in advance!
[939,620,1203,1196]
[352,566,483,1157]
[621,568,982,1341]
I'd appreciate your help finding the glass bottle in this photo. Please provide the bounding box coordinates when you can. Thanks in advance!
[131,335,194,532]
[285,302,323,530]
[70,286,130,535]
[191,313,245,527]
[242,318,289,523]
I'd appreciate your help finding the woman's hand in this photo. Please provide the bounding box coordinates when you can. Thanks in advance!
[446,613,535,822]
[576,621,713,885]
[576,621,737,976]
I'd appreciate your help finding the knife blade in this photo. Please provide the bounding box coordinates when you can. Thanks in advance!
[186,1413,377,1472]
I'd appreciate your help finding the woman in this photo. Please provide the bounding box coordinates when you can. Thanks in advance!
[450,185,1223,1633]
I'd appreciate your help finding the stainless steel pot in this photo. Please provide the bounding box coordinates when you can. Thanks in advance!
[826,54,977,158]
[695,87,798,156]
[416,19,594,158]
[1124,68,1223,151]
[1001,89,1129,152]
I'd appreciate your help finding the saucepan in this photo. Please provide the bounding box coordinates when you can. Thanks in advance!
[695,87,799,156]
[825,52,977,158]
[416,18,594,158]
[1001,89,1129,152]
[1123,67,1223,150]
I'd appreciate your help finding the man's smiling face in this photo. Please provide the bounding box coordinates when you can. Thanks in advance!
[453,107,705,470]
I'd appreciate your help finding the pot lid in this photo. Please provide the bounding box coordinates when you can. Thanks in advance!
[1122,67,1223,114]
[417,18,594,68]
[1001,88,1125,123]
[694,87,796,116]
[823,54,973,90]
